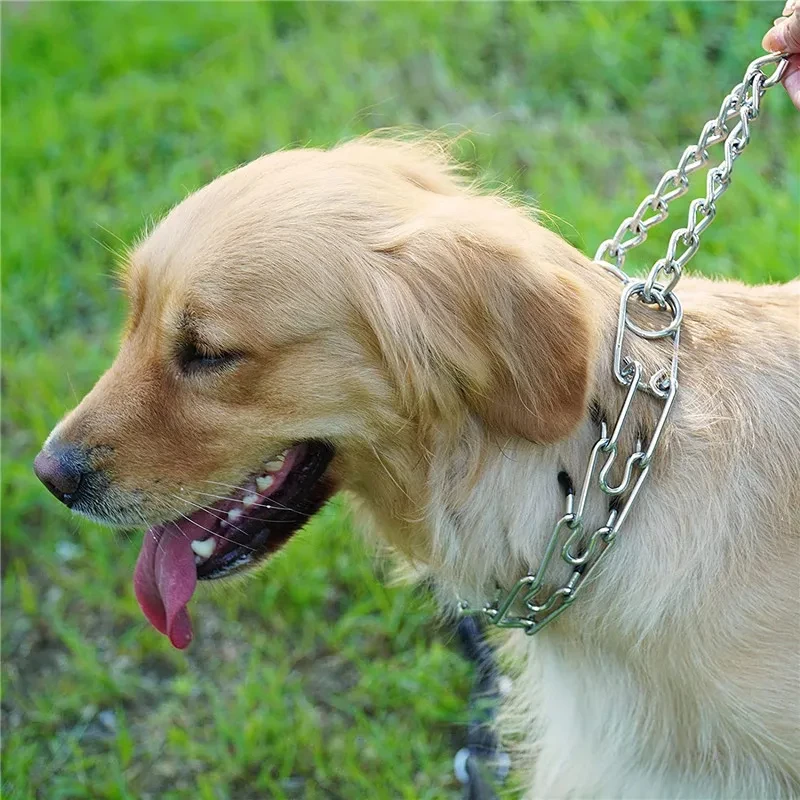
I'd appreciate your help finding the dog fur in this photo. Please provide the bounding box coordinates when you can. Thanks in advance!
[46,138,800,798]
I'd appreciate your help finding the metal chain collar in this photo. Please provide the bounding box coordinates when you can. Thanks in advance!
[459,52,789,635]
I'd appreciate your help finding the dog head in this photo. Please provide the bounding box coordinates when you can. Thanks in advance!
[34,138,596,646]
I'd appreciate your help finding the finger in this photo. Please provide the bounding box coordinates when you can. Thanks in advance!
[783,54,800,110]
[763,10,800,53]
[783,0,796,17]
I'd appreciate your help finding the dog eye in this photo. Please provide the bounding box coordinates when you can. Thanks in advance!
[178,342,241,375]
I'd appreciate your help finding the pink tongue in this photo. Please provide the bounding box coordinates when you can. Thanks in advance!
[134,524,202,649]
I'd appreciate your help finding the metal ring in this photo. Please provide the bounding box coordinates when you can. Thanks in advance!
[648,368,672,398]
[623,281,683,339]
[759,53,789,89]
[643,260,680,303]
[453,748,471,785]
[600,526,617,544]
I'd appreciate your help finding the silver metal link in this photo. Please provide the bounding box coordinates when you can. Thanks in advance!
[594,51,788,291]
[459,51,788,636]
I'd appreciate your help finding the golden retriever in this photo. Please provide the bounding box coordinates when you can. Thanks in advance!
[34,138,800,798]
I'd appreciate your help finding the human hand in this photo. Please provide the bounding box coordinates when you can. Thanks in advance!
[762,0,800,109]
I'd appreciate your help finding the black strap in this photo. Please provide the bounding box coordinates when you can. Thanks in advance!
[454,616,509,800]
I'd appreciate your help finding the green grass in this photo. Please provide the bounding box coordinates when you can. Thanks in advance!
[2,3,797,798]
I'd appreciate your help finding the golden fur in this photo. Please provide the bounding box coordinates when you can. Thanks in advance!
[47,138,800,797]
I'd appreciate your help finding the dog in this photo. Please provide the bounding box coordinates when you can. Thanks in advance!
[34,138,800,798]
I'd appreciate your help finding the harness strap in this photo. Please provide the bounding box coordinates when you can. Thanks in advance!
[454,616,510,800]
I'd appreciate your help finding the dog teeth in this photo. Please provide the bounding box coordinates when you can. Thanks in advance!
[228,508,243,524]
[256,475,274,492]
[191,537,216,559]
[264,455,285,473]
[243,493,259,509]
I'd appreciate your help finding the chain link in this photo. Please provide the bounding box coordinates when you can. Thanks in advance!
[459,51,788,635]
[596,52,788,300]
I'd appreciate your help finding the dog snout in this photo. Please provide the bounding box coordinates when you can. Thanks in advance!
[33,442,89,508]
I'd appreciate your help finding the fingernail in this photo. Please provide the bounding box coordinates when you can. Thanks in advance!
[782,0,795,17]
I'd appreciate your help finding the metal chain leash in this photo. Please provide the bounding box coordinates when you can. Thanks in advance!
[459,51,788,636]
[595,51,789,303]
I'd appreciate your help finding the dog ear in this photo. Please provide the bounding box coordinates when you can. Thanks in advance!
[365,198,596,444]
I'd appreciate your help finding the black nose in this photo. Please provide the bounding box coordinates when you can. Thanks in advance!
[33,446,85,507]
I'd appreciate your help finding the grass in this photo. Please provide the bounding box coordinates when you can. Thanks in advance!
[2,3,797,798]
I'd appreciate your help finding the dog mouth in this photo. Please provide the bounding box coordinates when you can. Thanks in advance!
[133,441,335,649]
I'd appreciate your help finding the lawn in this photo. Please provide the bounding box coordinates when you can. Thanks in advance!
[2,3,797,799]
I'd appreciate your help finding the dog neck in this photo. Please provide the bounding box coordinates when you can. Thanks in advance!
[353,256,705,637]
[418,262,658,622]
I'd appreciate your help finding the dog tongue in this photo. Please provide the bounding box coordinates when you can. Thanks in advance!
[134,523,201,649]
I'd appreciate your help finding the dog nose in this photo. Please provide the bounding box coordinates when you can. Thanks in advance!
[33,447,85,507]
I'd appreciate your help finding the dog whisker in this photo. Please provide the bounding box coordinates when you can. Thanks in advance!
[198,479,315,517]
[200,479,261,493]
[134,508,180,562]
[193,489,313,518]
[167,495,256,552]
[167,507,216,543]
